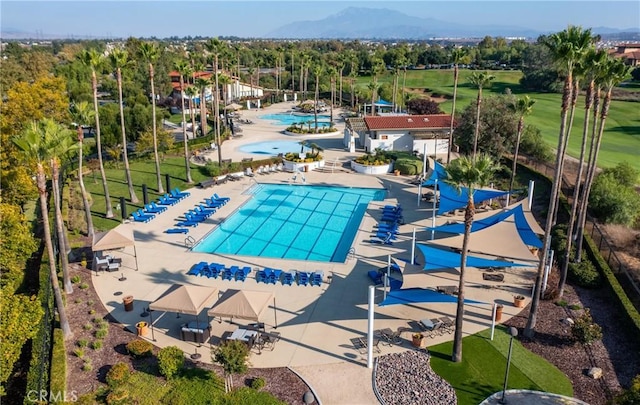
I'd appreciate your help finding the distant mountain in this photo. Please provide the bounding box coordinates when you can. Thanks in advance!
[264,7,638,39]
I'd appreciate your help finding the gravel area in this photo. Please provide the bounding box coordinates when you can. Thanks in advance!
[375,350,457,405]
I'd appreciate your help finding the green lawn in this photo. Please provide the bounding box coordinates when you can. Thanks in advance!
[357,69,640,171]
[429,326,573,405]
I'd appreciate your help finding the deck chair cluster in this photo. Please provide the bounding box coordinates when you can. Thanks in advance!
[369,204,403,245]
[187,261,252,281]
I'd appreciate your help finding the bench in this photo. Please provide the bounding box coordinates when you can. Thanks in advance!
[198,179,216,189]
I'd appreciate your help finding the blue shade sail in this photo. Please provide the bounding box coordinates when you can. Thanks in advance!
[379,288,485,306]
[415,244,534,270]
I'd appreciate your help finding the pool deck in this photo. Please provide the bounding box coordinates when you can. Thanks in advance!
[93,102,538,404]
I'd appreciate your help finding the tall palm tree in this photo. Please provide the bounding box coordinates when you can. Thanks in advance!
[109,48,139,203]
[468,71,495,159]
[574,51,608,262]
[367,81,379,116]
[47,120,77,294]
[185,86,199,138]
[138,41,164,193]
[218,74,232,107]
[77,49,114,218]
[15,120,73,339]
[524,26,593,338]
[327,66,337,123]
[575,57,630,264]
[195,78,210,137]
[174,59,193,183]
[313,64,323,132]
[445,154,499,362]
[508,95,536,198]
[448,48,466,164]
[205,38,224,165]
[70,101,95,238]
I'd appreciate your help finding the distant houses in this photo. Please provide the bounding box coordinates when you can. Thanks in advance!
[608,43,640,66]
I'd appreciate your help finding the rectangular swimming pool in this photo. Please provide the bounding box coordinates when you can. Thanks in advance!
[192,184,385,262]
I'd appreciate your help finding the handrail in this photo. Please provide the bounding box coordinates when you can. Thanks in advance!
[185,235,195,248]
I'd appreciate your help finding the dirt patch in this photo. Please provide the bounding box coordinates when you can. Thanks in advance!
[64,264,310,404]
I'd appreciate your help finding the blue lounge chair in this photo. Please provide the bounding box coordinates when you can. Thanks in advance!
[265,268,282,284]
[236,267,252,281]
[150,201,167,212]
[184,212,207,222]
[256,269,267,283]
[311,271,323,286]
[222,266,239,281]
[175,220,199,227]
[171,188,190,199]
[165,228,189,234]
[188,262,208,276]
[203,198,225,208]
[132,210,155,223]
[282,271,296,286]
[369,233,394,245]
[213,193,230,203]
[297,271,311,286]
[158,195,179,205]
[144,203,165,214]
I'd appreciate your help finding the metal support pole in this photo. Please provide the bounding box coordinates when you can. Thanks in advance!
[142,184,149,205]
[411,228,416,265]
[528,180,535,210]
[490,303,497,341]
[367,285,375,369]
[417,183,421,207]
[431,179,438,240]
[500,327,518,403]
[422,143,427,178]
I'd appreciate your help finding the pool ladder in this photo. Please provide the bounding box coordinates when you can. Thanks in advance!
[185,235,195,248]
[348,247,356,261]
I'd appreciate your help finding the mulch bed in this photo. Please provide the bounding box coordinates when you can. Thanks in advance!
[64,264,309,404]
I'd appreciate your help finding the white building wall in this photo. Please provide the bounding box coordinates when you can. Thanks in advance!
[227,80,263,100]
[412,139,450,156]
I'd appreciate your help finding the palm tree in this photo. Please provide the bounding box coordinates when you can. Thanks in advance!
[70,101,95,238]
[195,78,210,137]
[448,48,466,164]
[575,57,630,264]
[218,74,232,107]
[205,38,224,165]
[445,154,499,362]
[313,64,323,132]
[524,26,594,338]
[174,59,193,183]
[109,48,139,203]
[508,95,536,198]
[15,120,73,339]
[367,81,379,116]
[138,41,164,193]
[77,49,114,218]
[574,50,608,262]
[185,86,199,138]
[468,71,495,159]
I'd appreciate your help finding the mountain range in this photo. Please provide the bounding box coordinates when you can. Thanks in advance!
[265,7,640,39]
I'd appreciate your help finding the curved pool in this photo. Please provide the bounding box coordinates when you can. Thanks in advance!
[238,140,309,156]
[260,113,331,127]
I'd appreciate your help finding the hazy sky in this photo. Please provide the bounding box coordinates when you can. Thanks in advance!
[2,0,639,38]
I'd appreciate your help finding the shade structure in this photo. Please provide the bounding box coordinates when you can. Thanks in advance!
[224,102,242,110]
[149,284,218,315]
[379,287,485,306]
[392,258,451,290]
[422,160,448,187]
[426,219,540,263]
[426,201,543,248]
[92,227,135,251]
[92,226,138,270]
[436,182,509,215]
[207,289,274,323]
[416,244,535,270]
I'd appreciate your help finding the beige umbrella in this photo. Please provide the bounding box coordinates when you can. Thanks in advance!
[224,102,242,111]
[207,289,277,327]
[92,226,138,270]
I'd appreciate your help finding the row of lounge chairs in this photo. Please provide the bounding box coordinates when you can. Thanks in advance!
[369,204,403,245]
[188,262,252,281]
[173,193,230,228]
[133,189,190,223]
[245,163,283,177]
[256,269,323,286]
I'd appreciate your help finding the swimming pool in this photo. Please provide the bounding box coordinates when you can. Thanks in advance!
[238,140,309,156]
[259,113,332,127]
[193,184,385,262]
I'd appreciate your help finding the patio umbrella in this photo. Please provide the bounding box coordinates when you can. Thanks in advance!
[224,102,242,111]
[207,289,277,328]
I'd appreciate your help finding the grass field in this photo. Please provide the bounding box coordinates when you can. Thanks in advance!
[429,326,573,404]
[357,70,640,171]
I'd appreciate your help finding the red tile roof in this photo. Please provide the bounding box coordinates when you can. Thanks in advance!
[364,114,453,130]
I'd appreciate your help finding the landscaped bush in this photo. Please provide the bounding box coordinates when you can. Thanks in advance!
[571,309,603,344]
[568,260,602,288]
[106,362,131,387]
[612,374,640,404]
[589,169,640,226]
[250,376,266,390]
[205,162,222,177]
[213,340,249,375]
[394,158,423,175]
[105,388,130,405]
[354,149,390,166]
[126,339,153,358]
[157,346,185,379]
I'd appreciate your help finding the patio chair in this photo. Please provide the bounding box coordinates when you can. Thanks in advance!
[266,269,282,284]
[297,271,310,286]
[222,266,239,281]
[282,271,296,286]
[369,233,394,245]
[255,269,267,283]
[188,261,208,276]
[245,167,255,177]
[175,220,199,227]
[259,332,281,351]
[213,193,230,203]
[310,271,323,286]
[235,266,252,281]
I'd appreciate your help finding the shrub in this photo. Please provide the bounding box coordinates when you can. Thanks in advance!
[158,346,185,379]
[251,377,266,390]
[79,282,89,290]
[205,162,222,177]
[213,340,249,375]
[71,275,81,284]
[88,309,96,315]
[95,329,108,339]
[571,309,603,344]
[394,158,423,175]
[83,323,93,331]
[568,260,601,288]
[612,374,640,404]
[91,340,103,350]
[126,339,153,358]
[73,348,85,358]
[589,172,640,226]
[77,339,89,348]
[106,388,130,405]
[82,359,93,372]
[106,362,130,387]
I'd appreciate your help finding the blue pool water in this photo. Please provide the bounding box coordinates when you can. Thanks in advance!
[193,184,385,262]
[259,113,332,127]
[238,141,309,156]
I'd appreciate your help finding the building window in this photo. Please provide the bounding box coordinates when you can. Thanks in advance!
[381,135,388,140]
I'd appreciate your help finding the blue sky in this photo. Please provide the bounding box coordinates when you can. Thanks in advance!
[1,1,638,38]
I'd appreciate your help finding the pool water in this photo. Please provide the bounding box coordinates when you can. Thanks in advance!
[259,113,332,127]
[193,184,385,262]
[238,140,309,156]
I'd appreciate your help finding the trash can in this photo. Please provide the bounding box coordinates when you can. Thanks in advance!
[495,304,504,322]
[123,295,134,312]
[304,165,309,172]
[136,321,148,337]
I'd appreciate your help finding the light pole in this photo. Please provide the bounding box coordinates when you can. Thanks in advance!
[500,326,518,404]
